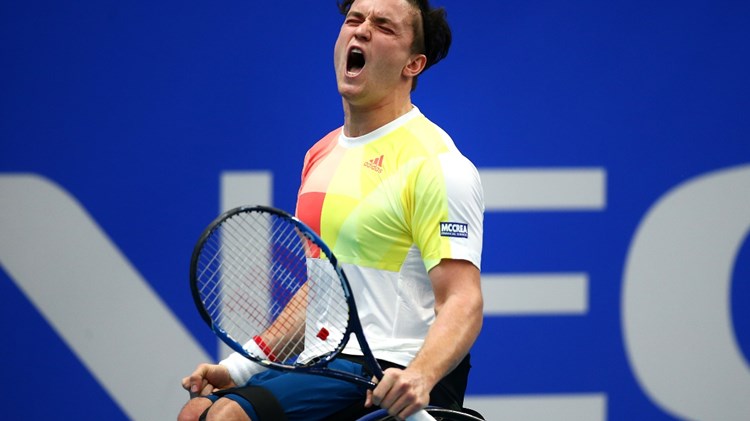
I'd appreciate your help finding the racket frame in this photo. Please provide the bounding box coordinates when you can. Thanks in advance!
[189,205,383,388]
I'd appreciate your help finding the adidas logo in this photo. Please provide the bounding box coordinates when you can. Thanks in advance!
[364,155,384,174]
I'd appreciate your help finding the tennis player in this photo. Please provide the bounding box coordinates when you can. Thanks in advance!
[179,0,484,419]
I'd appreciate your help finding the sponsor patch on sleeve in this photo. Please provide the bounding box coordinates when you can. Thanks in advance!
[440,222,469,238]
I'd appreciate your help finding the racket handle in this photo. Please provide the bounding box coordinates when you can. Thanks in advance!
[406,409,437,421]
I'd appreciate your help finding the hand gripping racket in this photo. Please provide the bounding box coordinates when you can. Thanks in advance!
[190,205,436,421]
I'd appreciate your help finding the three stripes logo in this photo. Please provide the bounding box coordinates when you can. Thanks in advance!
[364,155,384,174]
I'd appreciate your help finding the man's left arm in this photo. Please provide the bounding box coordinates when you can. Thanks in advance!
[368,258,483,419]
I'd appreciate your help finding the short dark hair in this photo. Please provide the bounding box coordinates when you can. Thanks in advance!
[337,0,452,90]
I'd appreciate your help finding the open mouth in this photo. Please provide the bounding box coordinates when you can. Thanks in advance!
[346,47,366,76]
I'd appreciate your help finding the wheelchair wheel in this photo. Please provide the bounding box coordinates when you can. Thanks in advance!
[371,407,485,421]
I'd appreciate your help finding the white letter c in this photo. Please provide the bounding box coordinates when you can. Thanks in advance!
[623,164,750,420]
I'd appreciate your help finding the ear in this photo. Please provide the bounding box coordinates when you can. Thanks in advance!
[403,54,427,78]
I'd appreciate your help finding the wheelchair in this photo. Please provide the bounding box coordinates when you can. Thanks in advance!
[354,406,485,421]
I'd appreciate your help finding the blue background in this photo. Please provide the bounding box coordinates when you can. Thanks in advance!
[1,1,748,419]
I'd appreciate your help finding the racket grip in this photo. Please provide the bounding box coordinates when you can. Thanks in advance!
[406,409,437,421]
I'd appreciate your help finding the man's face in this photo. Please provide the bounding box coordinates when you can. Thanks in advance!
[333,0,421,106]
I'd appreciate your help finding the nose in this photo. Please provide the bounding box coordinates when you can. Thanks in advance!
[353,20,372,41]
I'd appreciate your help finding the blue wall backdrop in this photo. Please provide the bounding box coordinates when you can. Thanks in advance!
[1,1,748,420]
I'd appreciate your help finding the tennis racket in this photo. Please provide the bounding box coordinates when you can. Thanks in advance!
[190,205,436,421]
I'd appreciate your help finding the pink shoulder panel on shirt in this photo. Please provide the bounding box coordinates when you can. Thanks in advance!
[296,127,343,237]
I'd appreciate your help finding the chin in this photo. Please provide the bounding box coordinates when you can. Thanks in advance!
[338,83,364,101]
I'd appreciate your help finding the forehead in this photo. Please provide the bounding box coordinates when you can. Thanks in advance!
[348,0,418,24]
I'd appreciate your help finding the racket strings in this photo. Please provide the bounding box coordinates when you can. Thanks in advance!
[202,225,279,333]
[217,213,304,352]
[194,210,350,366]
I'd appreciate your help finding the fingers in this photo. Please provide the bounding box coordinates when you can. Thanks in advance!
[200,377,218,396]
[187,379,215,399]
[182,364,212,397]
[370,368,429,420]
[189,370,207,394]
[364,375,377,408]
[181,376,191,395]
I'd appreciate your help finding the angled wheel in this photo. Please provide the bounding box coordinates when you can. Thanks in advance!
[362,407,485,421]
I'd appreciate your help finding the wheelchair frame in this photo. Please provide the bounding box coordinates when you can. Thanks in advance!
[355,407,485,421]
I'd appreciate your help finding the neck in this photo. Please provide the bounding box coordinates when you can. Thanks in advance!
[341,95,414,138]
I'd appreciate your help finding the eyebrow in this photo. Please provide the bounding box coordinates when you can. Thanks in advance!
[347,10,400,29]
[372,15,396,27]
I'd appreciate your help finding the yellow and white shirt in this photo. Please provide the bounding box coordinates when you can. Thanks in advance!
[296,107,484,367]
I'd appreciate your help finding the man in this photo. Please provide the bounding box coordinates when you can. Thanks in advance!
[179,0,484,419]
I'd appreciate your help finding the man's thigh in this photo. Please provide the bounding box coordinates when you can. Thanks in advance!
[222,359,369,420]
